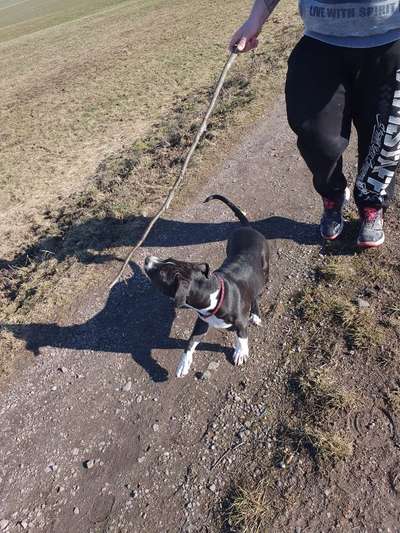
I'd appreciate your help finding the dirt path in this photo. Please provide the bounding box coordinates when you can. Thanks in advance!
[1,99,326,532]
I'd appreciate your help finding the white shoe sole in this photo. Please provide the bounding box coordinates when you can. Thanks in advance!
[357,233,385,248]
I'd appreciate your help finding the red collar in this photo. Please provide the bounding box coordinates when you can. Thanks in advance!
[202,274,225,318]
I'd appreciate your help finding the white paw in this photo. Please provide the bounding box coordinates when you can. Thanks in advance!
[233,337,249,366]
[250,313,262,326]
[176,352,192,378]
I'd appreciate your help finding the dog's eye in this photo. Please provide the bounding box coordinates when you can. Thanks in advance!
[160,270,170,281]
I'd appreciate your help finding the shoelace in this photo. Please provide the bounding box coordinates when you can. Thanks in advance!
[323,197,338,210]
[361,207,380,223]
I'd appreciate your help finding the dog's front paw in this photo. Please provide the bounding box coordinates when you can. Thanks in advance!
[233,338,249,366]
[250,313,262,326]
[176,352,192,378]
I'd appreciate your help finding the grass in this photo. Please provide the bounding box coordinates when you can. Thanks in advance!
[229,482,272,533]
[0,0,300,264]
[301,427,354,463]
[317,259,357,283]
[297,367,357,414]
[332,298,384,349]
[296,282,385,351]
[387,386,400,414]
[0,0,131,42]
[0,71,258,319]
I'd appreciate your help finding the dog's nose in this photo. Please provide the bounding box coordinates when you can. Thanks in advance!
[144,256,159,270]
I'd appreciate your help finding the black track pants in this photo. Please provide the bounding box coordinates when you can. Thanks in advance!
[285,36,400,209]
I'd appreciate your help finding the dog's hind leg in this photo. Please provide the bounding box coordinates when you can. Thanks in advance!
[176,317,209,378]
[250,299,262,326]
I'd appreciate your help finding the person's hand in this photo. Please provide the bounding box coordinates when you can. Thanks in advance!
[229,17,262,53]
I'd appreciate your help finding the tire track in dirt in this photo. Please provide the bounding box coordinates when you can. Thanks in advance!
[1,99,325,532]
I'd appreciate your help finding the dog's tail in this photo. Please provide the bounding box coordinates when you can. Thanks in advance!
[204,194,250,225]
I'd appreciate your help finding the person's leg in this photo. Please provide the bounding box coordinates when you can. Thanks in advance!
[286,37,352,200]
[352,40,400,247]
[286,37,352,240]
[354,40,400,209]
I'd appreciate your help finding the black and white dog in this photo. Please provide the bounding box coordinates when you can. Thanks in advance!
[144,195,269,377]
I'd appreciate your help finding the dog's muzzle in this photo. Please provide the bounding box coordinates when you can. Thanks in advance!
[144,256,160,272]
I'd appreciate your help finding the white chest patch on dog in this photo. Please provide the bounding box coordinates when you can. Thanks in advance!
[198,288,231,329]
[186,288,232,329]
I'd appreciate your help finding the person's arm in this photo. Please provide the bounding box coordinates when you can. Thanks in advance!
[229,0,281,53]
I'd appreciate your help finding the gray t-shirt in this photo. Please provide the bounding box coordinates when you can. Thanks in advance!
[299,0,400,46]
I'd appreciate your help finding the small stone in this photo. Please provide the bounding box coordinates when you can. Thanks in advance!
[138,456,145,464]
[208,484,216,493]
[122,381,132,392]
[84,459,95,469]
[153,424,160,432]
[136,395,143,403]
[356,298,370,309]
[51,386,57,391]
[72,448,79,456]
[20,520,28,530]
[0,520,9,531]
[58,367,68,373]
[45,463,57,473]
[199,370,211,381]
[207,361,220,371]
[73,507,79,515]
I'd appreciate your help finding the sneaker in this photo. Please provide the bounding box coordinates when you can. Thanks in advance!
[357,207,385,248]
[320,187,350,241]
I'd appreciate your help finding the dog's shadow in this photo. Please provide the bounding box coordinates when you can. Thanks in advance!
[1,213,321,381]
[2,264,230,382]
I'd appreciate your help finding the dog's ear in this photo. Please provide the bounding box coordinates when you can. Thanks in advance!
[197,263,210,278]
[174,277,190,307]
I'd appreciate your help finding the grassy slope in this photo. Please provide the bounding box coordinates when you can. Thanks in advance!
[1,0,255,256]
[0,0,129,41]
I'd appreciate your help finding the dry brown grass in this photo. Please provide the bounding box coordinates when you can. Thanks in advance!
[301,426,354,463]
[317,259,357,283]
[0,0,301,263]
[298,367,357,414]
[229,481,272,533]
[297,253,388,351]
[387,387,400,414]
[332,298,384,349]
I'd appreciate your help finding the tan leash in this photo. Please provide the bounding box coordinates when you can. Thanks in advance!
[109,51,239,289]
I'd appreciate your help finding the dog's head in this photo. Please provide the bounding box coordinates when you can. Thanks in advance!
[144,256,210,307]
[144,256,210,308]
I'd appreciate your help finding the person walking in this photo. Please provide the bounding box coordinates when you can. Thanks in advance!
[230,0,400,247]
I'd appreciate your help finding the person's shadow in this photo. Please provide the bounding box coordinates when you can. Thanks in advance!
[1,264,229,382]
[0,214,320,271]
